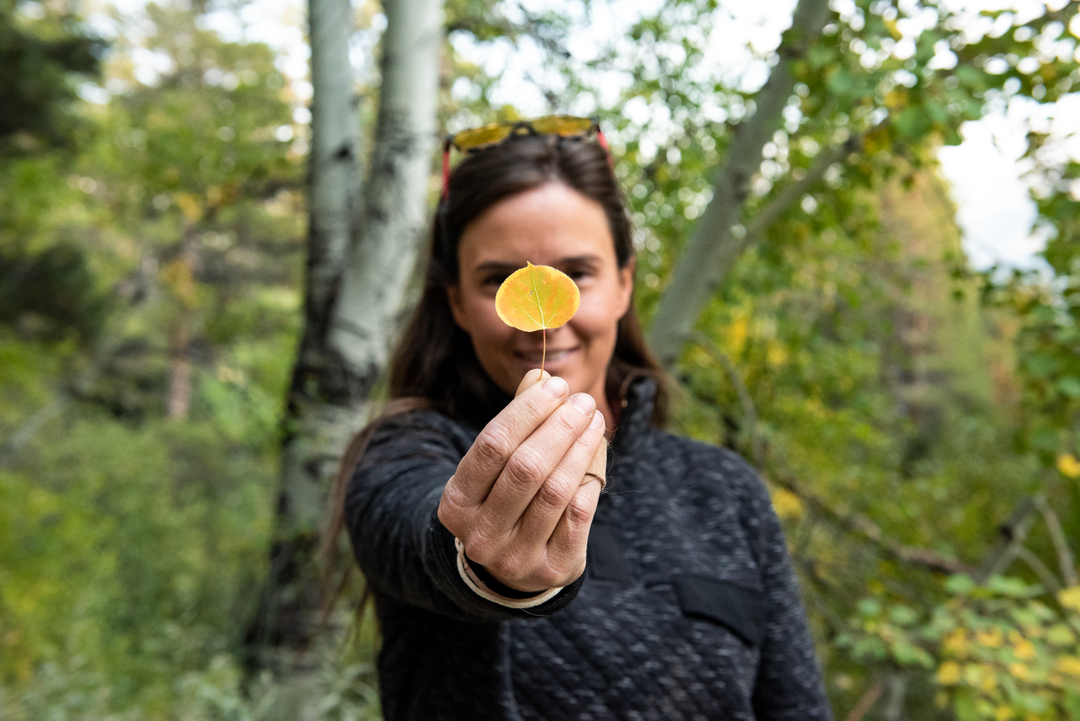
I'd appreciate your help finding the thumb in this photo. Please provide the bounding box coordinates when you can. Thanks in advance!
[514,368,551,398]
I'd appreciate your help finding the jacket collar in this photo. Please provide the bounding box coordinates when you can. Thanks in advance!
[612,375,656,452]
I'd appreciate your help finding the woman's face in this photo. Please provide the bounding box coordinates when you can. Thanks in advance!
[447,182,634,409]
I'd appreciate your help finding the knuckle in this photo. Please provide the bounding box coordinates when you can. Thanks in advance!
[563,494,596,527]
[464,533,496,566]
[550,404,586,438]
[440,481,471,516]
[522,387,557,415]
[468,537,494,565]
[474,426,515,467]
[504,448,547,489]
[436,501,456,533]
[535,565,569,589]
[533,477,573,515]
[488,555,524,583]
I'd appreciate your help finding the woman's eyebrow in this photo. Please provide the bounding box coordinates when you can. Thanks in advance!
[473,261,521,274]
[559,255,602,265]
[473,255,601,273]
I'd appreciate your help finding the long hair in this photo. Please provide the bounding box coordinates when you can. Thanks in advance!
[321,132,667,613]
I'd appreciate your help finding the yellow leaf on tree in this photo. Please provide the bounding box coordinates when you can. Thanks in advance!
[1059,585,1080,613]
[770,488,803,520]
[936,661,961,685]
[1057,453,1080,478]
[1054,655,1080,677]
[495,262,580,332]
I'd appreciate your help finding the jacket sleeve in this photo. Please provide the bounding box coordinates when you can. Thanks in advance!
[343,410,584,623]
[729,454,834,720]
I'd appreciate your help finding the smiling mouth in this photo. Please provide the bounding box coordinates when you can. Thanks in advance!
[515,348,577,364]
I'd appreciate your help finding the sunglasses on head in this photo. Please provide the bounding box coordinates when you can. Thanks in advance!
[441,115,610,198]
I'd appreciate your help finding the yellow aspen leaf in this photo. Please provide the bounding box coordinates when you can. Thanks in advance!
[770,488,803,520]
[1011,638,1036,661]
[936,661,961,685]
[1008,662,1029,680]
[944,629,968,655]
[1059,585,1080,612]
[975,628,1003,648]
[496,263,580,376]
[1057,453,1080,478]
[496,262,580,332]
[1054,655,1080,677]
[175,193,203,223]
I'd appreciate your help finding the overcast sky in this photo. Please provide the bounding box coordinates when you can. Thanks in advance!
[90,0,1080,272]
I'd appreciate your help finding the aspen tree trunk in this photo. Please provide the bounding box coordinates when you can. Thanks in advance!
[646,0,831,369]
[330,0,442,386]
[247,0,362,669]
[248,0,444,676]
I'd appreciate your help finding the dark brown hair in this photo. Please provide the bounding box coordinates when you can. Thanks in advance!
[322,133,667,602]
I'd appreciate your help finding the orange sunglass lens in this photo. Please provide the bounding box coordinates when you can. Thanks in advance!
[530,116,592,136]
[452,124,513,150]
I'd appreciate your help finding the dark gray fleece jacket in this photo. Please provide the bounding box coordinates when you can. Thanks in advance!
[345,377,834,721]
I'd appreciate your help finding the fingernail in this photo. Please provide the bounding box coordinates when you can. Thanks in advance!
[590,410,605,430]
[542,376,568,398]
[569,393,595,416]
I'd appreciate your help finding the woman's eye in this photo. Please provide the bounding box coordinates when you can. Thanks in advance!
[483,274,509,287]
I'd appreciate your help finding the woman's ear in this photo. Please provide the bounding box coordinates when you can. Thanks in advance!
[446,285,469,333]
[617,256,636,316]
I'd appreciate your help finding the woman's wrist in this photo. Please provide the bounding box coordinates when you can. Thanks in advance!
[454,537,565,609]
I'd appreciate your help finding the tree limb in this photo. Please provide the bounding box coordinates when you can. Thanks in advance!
[844,680,884,721]
[1014,546,1063,594]
[1034,495,1078,587]
[646,0,832,368]
[974,497,1039,584]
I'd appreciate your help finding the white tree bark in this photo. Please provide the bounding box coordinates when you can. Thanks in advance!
[307,0,360,330]
[329,0,443,380]
[646,0,831,369]
[249,0,361,669]
[277,0,361,539]
[252,0,445,666]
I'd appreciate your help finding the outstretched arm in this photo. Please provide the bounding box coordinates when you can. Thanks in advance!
[345,369,605,622]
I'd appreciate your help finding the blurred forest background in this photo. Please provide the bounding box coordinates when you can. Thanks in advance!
[2,0,1080,717]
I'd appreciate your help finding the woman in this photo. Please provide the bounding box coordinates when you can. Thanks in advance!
[341,119,833,720]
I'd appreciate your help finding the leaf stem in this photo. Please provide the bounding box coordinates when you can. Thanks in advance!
[541,328,546,376]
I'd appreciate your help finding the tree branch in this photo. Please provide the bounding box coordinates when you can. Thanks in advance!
[646,0,832,368]
[844,680,884,721]
[1014,546,1063,594]
[974,497,1039,584]
[1034,495,1078,587]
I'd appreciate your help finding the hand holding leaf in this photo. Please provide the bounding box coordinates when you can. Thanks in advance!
[497,263,605,487]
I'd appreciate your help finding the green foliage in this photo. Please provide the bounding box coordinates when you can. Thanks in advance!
[0,1,367,716]
[840,577,1080,720]
[0,0,105,153]
[3,0,1079,717]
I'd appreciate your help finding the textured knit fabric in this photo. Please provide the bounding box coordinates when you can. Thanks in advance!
[345,377,834,720]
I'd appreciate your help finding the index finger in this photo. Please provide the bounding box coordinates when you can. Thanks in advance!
[452,370,570,507]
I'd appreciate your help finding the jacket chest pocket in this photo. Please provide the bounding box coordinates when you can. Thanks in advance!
[673,574,765,647]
